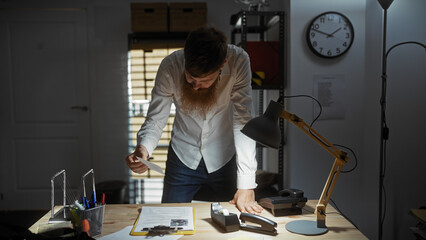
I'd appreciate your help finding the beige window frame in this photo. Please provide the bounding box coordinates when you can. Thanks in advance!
[128,47,182,178]
[127,44,183,203]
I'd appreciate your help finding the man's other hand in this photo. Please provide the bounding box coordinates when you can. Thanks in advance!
[229,189,263,214]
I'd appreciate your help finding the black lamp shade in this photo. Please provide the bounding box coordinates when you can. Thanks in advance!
[378,0,393,10]
[241,100,283,149]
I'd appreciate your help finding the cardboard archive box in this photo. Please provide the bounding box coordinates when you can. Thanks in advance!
[169,2,207,32]
[131,3,168,32]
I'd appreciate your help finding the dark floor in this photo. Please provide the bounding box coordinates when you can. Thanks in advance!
[0,209,49,229]
[0,209,49,239]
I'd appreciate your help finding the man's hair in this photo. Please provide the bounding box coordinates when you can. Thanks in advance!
[184,26,227,77]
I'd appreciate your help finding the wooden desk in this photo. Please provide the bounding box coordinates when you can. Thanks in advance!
[29,200,367,239]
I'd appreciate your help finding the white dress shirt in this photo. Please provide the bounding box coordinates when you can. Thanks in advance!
[137,44,257,189]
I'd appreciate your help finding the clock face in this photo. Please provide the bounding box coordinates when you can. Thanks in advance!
[307,12,354,58]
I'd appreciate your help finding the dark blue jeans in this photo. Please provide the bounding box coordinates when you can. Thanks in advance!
[161,146,237,203]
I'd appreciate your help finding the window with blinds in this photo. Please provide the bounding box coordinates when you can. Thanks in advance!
[127,47,182,203]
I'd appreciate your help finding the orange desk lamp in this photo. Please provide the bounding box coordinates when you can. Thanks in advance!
[241,100,349,235]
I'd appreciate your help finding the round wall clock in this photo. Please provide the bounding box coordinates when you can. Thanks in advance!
[306,12,354,58]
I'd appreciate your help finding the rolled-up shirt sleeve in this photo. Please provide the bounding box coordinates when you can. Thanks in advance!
[231,50,258,189]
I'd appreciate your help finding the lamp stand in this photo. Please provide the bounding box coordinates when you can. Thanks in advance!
[286,220,327,235]
[279,110,348,235]
[241,100,349,235]
[378,1,425,238]
[378,7,389,240]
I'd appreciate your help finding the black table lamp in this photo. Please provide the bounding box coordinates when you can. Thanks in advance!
[242,100,349,235]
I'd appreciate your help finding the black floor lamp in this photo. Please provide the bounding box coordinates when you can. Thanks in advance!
[377,1,426,239]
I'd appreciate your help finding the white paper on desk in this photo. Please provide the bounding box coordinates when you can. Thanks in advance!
[136,156,164,175]
[134,206,194,233]
[98,226,182,240]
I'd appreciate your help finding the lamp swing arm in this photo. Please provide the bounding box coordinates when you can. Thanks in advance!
[280,110,349,162]
[280,110,349,225]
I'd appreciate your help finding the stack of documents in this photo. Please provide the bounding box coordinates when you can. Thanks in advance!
[131,206,195,235]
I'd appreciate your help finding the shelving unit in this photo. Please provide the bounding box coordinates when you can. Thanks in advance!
[230,10,286,189]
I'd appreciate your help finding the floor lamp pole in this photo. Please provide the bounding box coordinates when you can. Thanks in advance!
[379,7,388,240]
[378,3,426,239]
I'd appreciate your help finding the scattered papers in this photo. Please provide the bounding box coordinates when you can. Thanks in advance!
[98,226,182,240]
[131,206,195,235]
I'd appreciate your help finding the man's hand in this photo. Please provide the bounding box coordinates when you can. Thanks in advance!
[125,145,149,174]
[229,189,263,214]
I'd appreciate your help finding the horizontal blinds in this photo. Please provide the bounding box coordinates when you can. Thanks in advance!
[128,48,181,179]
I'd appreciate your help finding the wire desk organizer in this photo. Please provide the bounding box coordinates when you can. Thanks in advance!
[47,168,105,236]
[48,169,69,223]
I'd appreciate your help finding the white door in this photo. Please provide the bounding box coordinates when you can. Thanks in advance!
[0,9,91,210]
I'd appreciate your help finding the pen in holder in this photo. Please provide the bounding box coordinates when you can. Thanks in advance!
[49,169,71,223]
[82,169,97,208]
[75,203,105,237]
[71,169,105,237]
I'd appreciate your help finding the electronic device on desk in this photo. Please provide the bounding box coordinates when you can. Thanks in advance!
[210,203,277,235]
[258,188,307,217]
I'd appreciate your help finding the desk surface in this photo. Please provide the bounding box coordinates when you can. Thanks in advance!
[29,200,367,239]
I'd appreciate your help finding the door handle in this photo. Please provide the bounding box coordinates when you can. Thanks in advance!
[71,106,88,111]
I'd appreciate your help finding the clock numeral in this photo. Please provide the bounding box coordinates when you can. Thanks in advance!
[310,32,315,38]
[313,41,317,47]
[319,47,323,53]
[314,23,320,30]
[327,50,332,56]
[345,33,350,39]
[336,48,341,54]
[320,17,325,23]
[343,42,347,47]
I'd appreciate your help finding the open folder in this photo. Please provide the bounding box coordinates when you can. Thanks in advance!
[131,206,195,235]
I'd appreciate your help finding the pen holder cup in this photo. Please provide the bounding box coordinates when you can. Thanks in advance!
[72,203,105,237]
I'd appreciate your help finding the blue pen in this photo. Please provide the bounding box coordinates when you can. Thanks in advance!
[82,196,89,209]
[81,197,86,209]
[86,197,90,209]
[91,190,97,207]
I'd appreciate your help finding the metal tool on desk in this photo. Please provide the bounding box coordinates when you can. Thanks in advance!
[211,202,240,232]
[210,203,277,235]
[49,170,71,223]
[142,225,183,236]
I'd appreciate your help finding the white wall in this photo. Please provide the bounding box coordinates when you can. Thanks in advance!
[286,0,368,236]
[287,0,426,240]
[369,1,426,239]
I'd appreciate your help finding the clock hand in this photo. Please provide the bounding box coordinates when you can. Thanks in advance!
[311,28,332,36]
[327,27,342,38]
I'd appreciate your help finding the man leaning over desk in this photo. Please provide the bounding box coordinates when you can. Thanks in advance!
[125,26,263,214]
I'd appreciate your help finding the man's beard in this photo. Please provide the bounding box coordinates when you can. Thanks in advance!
[180,75,219,117]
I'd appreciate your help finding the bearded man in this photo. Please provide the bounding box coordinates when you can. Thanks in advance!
[125,26,263,214]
